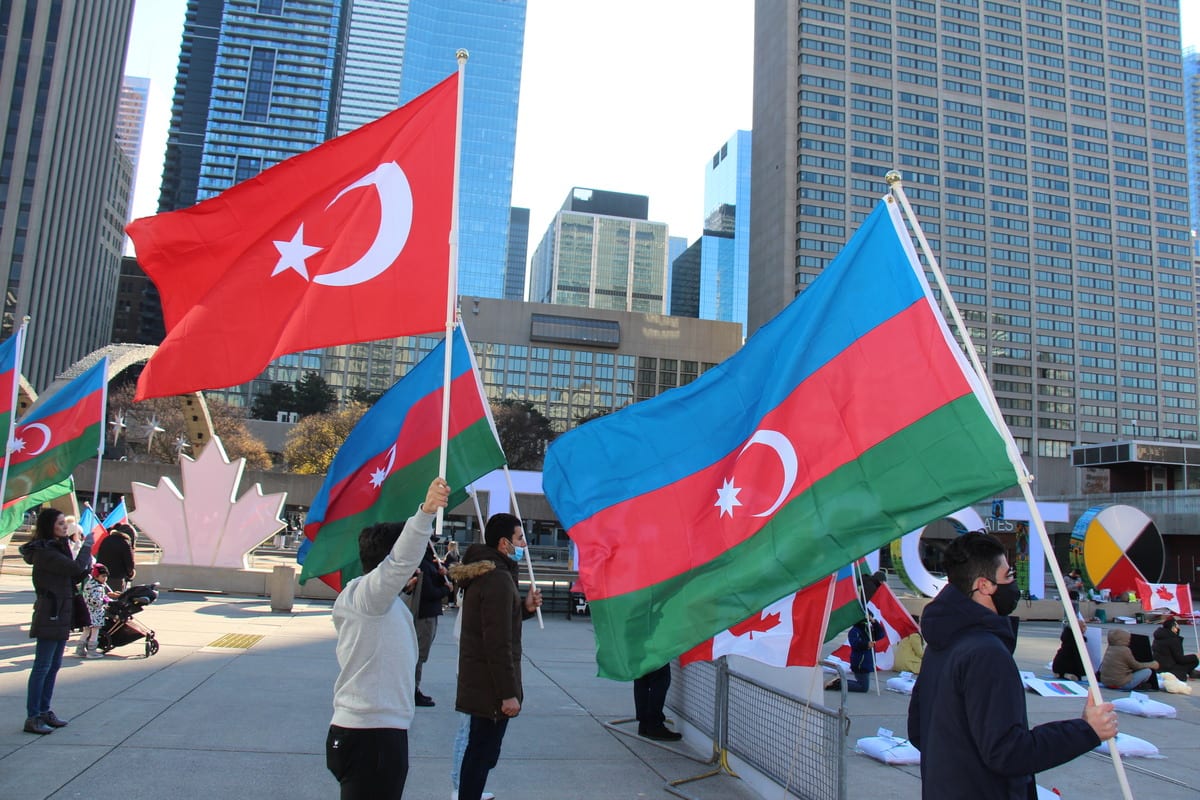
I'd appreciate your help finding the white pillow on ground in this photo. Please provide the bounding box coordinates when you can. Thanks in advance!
[1093,732,1159,757]
[886,674,916,695]
[1112,691,1176,718]
[857,735,920,765]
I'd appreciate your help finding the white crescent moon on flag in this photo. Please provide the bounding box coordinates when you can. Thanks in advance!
[21,422,52,456]
[314,161,413,287]
[738,429,798,518]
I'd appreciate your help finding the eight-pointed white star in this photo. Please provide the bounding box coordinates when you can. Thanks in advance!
[368,464,389,488]
[8,436,25,453]
[271,224,323,280]
[714,477,743,518]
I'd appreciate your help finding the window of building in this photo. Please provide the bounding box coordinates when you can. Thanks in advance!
[243,47,276,122]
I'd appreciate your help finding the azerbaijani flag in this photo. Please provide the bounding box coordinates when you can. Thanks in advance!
[824,559,870,643]
[80,505,106,552]
[544,198,1018,681]
[299,325,506,590]
[0,329,22,438]
[5,359,107,503]
[0,478,74,540]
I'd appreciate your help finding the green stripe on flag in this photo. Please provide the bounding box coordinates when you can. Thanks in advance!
[299,418,504,585]
[0,477,74,541]
[586,396,1016,681]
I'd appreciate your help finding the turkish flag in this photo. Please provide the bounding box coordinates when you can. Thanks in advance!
[128,73,459,400]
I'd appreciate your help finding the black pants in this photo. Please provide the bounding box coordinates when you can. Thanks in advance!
[326,725,408,800]
[459,715,509,800]
[633,663,671,728]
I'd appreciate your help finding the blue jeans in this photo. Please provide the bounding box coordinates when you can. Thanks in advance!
[847,671,872,693]
[26,638,66,718]
[1114,668,1153,692]
[451,712,470,790]
[459,715,509,800]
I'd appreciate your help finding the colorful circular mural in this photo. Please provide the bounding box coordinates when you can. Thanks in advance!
[1071,505,1164,597]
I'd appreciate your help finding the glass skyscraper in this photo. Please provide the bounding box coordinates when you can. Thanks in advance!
[701,131,752,337]
[1185,46,1200,242]
[399,0,526,300]
[336,0,407,136]
[751,0,1194,495]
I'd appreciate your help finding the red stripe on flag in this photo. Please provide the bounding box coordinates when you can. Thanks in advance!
[573,303,973,601]
[320,371,488,522]
[8,389,104,466]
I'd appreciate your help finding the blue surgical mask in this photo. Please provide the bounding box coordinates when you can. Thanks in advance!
[509,545,525,563]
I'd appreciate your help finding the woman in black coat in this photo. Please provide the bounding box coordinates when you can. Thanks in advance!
[1151,618,1200,681]
[18,507,92,734]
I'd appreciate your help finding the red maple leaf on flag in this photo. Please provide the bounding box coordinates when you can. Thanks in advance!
[1156,585,1175,602]
[729,610,782,639]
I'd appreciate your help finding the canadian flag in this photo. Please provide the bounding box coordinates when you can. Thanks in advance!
[680,575,836,668]
[1135,578,1194,616]
[830,582,921,671]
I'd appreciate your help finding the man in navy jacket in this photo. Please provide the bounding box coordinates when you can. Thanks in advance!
[907,532,1117,799]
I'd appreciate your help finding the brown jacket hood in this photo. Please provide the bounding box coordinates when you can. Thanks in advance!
[1107,628,1131,647]
[448,559,495,585]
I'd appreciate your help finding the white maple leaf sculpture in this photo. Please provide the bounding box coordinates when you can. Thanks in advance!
[129,436,286,569]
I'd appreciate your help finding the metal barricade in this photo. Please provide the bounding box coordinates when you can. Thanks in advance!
[667,658,719,740]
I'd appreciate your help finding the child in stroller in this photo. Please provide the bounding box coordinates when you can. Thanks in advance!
[98,583,161,658]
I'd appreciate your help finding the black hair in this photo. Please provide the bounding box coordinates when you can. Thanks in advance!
[357,522,407,574]
[943,531,1007,596]
[33,507,64,540]
[484,513,521,550]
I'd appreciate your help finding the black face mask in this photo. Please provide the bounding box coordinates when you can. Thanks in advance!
[990,579,1022,616]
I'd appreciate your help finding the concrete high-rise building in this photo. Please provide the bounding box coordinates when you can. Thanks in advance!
[504,206,530,300]
[529,188,670,314]
[159,0,344,213]
[751,0,1195,495]
[0,1,135,388]
[116,76,151,175]
[399,0,526,300]
[336,0,407,136]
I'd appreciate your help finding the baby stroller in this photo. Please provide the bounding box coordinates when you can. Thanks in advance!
[98,583,161,658]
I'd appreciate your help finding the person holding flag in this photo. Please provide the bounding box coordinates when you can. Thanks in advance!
[326,476,449,800]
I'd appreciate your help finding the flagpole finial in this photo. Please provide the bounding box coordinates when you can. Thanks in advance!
[885,170,903,186]
[456,48,469,64]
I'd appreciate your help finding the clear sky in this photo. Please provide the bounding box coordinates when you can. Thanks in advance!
[123,1,1200,249]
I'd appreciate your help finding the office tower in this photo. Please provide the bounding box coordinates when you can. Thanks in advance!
[117,76,151,174]
[702,131,752,336]
[336,0,407,135]
[112,257,166,345]
[1186,46,1200,241]
[0,1,135,388]
[158,0,344,213]
[400,0,526,299]
[529,188,670,314]
[670,239,702,317]
[751,0,1194,495]
[666,235,688,312]
[505,206,530,300]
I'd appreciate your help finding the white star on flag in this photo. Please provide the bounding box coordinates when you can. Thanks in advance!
[271,224,323,280]
[9,436,26,453]
[368,444,397,489]
[714,477,743,518]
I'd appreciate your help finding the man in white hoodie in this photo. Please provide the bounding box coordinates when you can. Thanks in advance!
[326,477,449,800]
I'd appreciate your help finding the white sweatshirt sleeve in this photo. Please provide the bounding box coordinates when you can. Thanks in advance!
[343,506,435,617]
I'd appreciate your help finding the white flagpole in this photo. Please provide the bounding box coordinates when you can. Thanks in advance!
[888,173,1133,800]
[0,318,29,510]
[90,357,109,511]
[467,485,486,543]
[501,465,543,629]
[436,50,469,541]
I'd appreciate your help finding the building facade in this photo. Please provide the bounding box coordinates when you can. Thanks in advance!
[0,0,135,388]
[399,0,526,300]
[117,76,151,176]
[335,0,407,136]
[529,188,671,314]
[751,0,1195,495]
[1185,46,1200,243]
[701,130,752,337]
[505,206,530,300]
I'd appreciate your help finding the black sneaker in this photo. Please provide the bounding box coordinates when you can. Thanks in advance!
[40,711,68,728]
[641,725,682,742]
[414,691,436,707]
[24,717,52,735]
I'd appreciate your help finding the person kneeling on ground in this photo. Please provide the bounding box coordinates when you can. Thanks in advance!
[1100,628,1158,691]
[325,477,450,800]
[1152,617,1200,682]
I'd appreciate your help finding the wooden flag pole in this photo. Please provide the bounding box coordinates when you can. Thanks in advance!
[889,173,1133,800]
[436,50,469,541]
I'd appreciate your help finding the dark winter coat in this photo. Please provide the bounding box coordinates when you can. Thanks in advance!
[96,531,135,587]
[908,584,1100,800]
[19,537,92,641]
[849,619,885,674]
[1152,623,1199,681]
[416,550,451,620]
[1051,625,1086,679]
[450,544,533,719]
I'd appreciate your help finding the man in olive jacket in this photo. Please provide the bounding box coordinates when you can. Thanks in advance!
[449,513,541,800]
